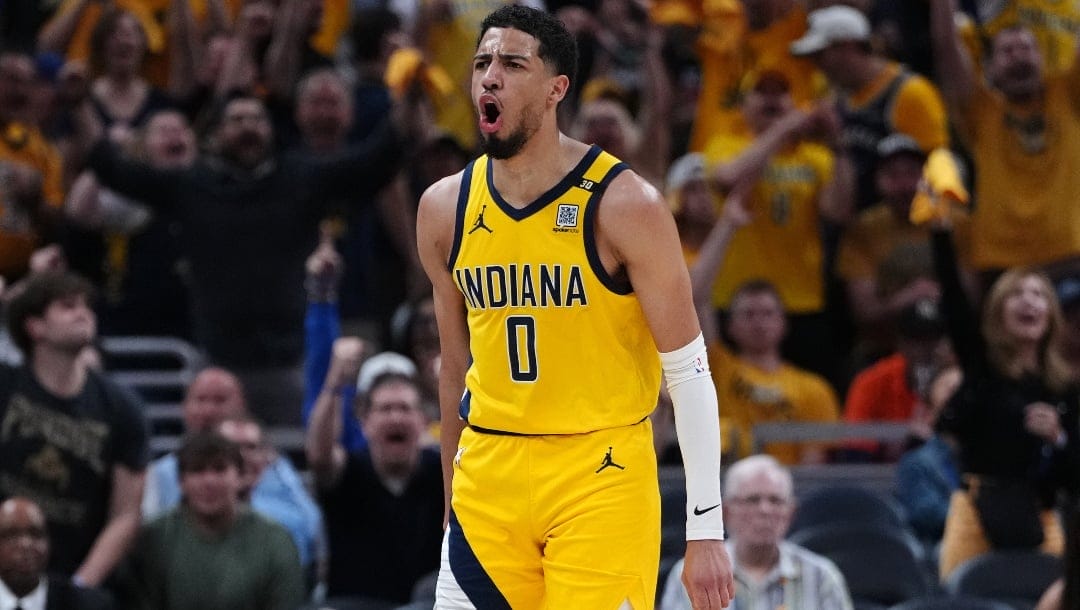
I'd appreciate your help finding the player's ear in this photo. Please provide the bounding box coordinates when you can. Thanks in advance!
[548,75,570,105]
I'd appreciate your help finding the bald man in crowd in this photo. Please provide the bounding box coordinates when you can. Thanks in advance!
[140,368,323,585]
[142,368,246,517]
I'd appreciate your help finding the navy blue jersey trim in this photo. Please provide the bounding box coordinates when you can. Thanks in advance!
[448,509,513,609]
[446,161,476,270]
[583,162,633,295]
[468,414,648,437]
[487,145,603,221]
[459,388,472,422]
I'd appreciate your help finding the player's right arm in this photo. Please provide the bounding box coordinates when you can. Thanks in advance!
[416,172,471,526]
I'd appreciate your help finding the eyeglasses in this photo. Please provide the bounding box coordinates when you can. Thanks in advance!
[730,494,790,507]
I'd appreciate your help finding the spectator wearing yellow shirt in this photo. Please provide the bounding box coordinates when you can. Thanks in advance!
[702,69,853,386]
[0,51,64,281]
[932,0,1080,274]
[650,0,826,150]
[836,134,973,363]
[665,152,719,265]
[38,0,197,90]
[791,4,949,210]
[688,189,841,465]
[36,0,350,90]
[972,0,1080,76]
[413,0,541,151]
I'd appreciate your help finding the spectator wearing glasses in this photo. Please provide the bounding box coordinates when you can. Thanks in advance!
[660,454,853,610]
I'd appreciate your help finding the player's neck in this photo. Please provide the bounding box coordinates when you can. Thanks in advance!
[489,131,586,207]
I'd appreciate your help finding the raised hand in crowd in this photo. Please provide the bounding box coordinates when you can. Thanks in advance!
[305,225,345,303]
[326,337,369,398]
[265,0,318,102]
[306,336,370,486]
[214,1,275,98]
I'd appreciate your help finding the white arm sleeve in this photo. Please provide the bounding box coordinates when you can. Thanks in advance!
[660,333,725,540]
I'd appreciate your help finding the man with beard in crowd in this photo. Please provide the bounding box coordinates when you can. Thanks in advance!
[931,0,1080,276]
[83,94,404,426]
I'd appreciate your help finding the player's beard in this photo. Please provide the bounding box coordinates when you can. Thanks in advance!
[482,128,528,160]
[481,103,542,160]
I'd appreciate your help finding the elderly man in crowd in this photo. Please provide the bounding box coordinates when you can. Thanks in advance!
[661,455,853,610]
[306,339,442,605]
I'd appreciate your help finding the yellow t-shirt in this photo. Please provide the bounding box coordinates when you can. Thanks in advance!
[702,133,833,313]
[0,122,64,279]
[649,0,704,27]
[961,63,1080,270]
[422,0,511,151]
[836,203,972,281]
[708,340,839,465]
[450,146,661,434]
[687,2,826,150]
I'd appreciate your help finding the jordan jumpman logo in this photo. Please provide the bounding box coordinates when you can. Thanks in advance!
[469,204,494,234]
[595,447,625,473]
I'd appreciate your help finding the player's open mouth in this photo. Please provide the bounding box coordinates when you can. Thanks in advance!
[479,97,503,133]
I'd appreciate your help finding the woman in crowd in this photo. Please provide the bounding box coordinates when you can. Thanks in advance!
[87,8,178,137]
[931,212,1080,580]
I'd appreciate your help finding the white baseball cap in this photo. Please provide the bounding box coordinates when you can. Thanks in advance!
[666,153,706,194]
[356,352,417,395]
[790,5,871,57]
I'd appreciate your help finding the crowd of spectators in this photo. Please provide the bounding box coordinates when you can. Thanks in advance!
[2,0,1080,607]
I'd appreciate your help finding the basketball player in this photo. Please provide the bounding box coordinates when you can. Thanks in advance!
[416,6,734,609]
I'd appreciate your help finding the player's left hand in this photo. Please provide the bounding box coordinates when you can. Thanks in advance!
[682,539,734,609]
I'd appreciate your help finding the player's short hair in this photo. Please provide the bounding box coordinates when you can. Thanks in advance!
[478,5,578,88]
[6,271,95,356]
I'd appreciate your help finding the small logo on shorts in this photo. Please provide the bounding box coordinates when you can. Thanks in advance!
[454,446,467,467]
[595,446,625,473]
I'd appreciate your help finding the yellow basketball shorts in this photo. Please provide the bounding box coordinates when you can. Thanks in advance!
[442,420,661,610]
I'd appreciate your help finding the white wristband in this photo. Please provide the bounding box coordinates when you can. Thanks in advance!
[661,333,725,540]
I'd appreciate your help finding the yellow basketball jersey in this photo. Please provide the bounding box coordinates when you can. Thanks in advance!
[448,146,661,435]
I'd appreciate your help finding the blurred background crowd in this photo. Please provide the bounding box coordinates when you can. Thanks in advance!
[2,0,1080,608]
